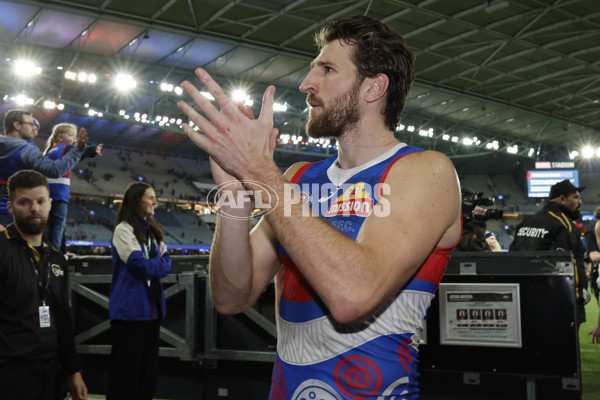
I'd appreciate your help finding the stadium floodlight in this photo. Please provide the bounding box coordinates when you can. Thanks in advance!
[160,83,173,92]
[232,90,246,103]
[43,101,56,109]
[65,71,77,80]
[569,151,579,160]
[582,146,594,158]
[57,103,65,110]
[88,74,97,83]
[115,74,137,90]
[397,124,405,131]
[442,134,450,141]
[462,138,473,146]
[78,72,88,82]
[507,145,518,154]
[15,94,34,105]
[528,148,535,157]
[119,110,126,116]
[451,136,459,143]
[407,125,415,132]
[174,87,183,96]
[273,102,288,112]
[14,60,42,77]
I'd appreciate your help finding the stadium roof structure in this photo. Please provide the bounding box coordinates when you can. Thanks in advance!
[0,0,598,170]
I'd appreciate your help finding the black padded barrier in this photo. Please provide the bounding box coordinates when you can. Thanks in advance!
[419,251,581,400]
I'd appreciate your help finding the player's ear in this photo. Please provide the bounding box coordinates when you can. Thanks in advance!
[364,74,388,103]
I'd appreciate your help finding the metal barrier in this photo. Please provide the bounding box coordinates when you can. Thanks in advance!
[68,255,277,364]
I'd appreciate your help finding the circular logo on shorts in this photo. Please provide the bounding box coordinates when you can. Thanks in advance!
[334,355,381,399]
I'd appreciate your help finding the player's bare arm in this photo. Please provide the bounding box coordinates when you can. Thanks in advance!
[208,163,307,314]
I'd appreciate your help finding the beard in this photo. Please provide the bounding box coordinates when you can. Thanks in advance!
[14,213,48,235]
[305,80,361,139]
[559,204,581,221]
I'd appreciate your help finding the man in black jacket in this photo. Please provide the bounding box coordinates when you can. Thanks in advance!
[0,170,87,400]
[510,179,588,325]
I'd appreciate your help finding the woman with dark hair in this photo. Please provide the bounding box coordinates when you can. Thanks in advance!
[107,182,171,400]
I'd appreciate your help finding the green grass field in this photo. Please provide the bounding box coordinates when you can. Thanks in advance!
[581,298,600,400]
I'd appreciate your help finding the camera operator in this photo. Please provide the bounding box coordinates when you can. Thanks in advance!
[457,187,504,252]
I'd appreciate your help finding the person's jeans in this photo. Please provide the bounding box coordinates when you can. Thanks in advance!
[46,200,68,249]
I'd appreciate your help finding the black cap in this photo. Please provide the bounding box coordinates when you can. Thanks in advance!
[549,179,585,199]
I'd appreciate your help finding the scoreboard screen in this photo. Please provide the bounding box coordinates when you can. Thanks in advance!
[526,170,579,198]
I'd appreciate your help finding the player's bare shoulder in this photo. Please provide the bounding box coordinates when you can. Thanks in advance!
[383,150,461,246]
[385,149,458,184]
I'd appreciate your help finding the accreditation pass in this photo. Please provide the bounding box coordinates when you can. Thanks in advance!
[39,305,51,328]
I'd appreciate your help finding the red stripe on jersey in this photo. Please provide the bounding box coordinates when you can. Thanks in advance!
[376,152,417,200]
[279,254,316,302]
[290,162,315,184]
[413,248,451,285]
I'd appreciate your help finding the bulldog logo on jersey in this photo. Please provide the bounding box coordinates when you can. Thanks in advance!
[325,182,374,217]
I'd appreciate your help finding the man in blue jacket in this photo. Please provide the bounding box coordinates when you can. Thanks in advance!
[0,109,88,228]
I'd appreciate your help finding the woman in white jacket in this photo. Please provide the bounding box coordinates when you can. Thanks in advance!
[107,182,171,400]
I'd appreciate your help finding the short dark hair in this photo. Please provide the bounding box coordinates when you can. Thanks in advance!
[114,182,163,243]
[3,109,32,135]
[7,170,49,201]
[316,15,415,131]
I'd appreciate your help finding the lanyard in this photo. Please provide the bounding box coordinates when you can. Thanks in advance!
[28,246,51,306]
[142,235,152,259]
